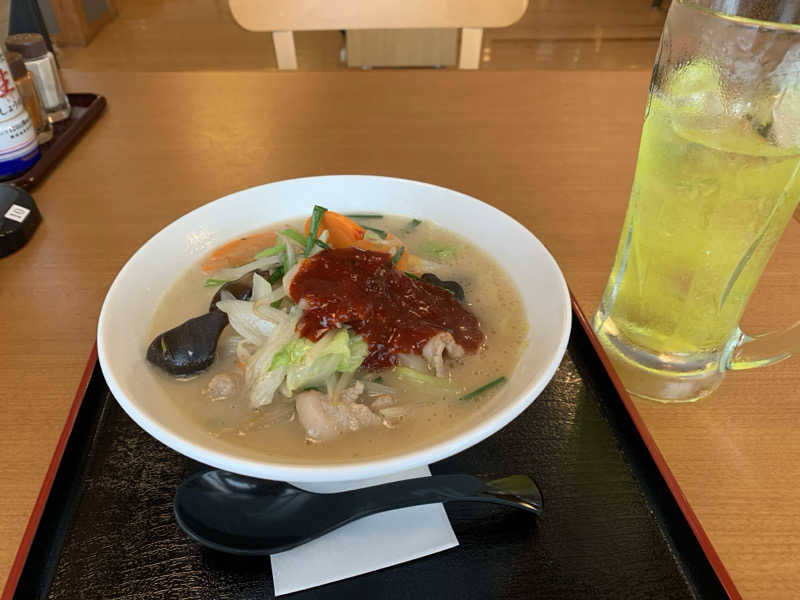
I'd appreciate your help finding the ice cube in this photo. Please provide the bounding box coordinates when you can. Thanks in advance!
[668,59,724,110]
[769,45,800,148]
[770,85,800,148]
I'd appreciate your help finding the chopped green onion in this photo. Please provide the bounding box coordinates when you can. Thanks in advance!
[374,376,383,384]
[407,218,422,229]
[345,213,383,219]
[281,227,331,251]
[405,272,420,280]
[281,228,307,247]
[204,278,227,287]
[270,298,284,309]
[391,246,405,266]
[254,242,285,259]
[395,366,452,388]
[419,241,456,260]
[361,225,388,239]
[460,376,507,401]
[305,205,327,256]
[160,337,168,355]
[267,267,284,284]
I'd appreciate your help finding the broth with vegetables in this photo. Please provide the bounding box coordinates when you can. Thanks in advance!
[148,209,527,462]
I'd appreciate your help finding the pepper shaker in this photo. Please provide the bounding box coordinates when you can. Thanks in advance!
[6,52,52,144]
[0,52,40,180]
[5,34,70,123]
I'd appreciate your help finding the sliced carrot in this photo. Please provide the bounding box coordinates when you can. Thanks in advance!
[304,211,365,249]
[201,230,278,274]
[303,211,422,273]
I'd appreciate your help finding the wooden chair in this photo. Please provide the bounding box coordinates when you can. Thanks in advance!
[228,0,528,69]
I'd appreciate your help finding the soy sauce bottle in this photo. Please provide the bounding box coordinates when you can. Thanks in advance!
[0,52,40,180]
[6,52,52,144]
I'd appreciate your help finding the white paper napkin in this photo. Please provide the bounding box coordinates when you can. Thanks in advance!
[270,466,458,595]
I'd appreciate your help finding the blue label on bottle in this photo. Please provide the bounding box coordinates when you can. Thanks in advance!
[0,145,40,178]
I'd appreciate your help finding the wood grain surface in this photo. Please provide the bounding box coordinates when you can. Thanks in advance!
[1,69,798,598]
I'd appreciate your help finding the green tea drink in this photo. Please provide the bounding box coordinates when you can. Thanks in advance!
[594,63,800,400]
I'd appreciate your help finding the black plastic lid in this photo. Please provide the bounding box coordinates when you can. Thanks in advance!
[5,33,47,60]
[0,184,41,258]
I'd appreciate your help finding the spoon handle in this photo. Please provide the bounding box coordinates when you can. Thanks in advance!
[335,473,543,518]
[174,471,542,556]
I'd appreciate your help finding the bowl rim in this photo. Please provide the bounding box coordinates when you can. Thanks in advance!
[97,175,571,482]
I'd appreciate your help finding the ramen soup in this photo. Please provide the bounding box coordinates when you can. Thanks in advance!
[147,209,527,463]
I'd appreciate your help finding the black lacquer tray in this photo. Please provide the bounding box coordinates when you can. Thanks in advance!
[3,304,739,599]
[8,93,106,191]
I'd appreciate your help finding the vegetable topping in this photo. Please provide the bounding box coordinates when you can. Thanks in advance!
[288,247,483,369]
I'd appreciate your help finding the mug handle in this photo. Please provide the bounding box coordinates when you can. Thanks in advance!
[727,210,800,370]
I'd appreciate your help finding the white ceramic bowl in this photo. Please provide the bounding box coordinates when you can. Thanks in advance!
[97,175,571,485]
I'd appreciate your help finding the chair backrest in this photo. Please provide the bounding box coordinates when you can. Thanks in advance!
[229,0,528,69]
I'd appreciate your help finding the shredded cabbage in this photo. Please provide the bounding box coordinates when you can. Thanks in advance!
[211,255,282,282]
[216,299,277,345]
[397,352,426,372]
[245,309,303,407]
[270,337,313,370]
[274,328,368,396]
[394,366,453,388]
[251,273,271,301]
[244,323,368,407]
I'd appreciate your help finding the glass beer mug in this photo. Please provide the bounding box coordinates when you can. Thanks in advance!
[593,0,800,402]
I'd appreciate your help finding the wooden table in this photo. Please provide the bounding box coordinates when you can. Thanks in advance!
[2,70,799,598]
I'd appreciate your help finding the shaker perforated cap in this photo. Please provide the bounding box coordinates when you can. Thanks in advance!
[5,51,27,80]
[5,33,47,60]
[0,184,41,258]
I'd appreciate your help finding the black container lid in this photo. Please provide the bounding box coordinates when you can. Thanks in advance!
[5,33,47,60]
[0,184,41,258]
